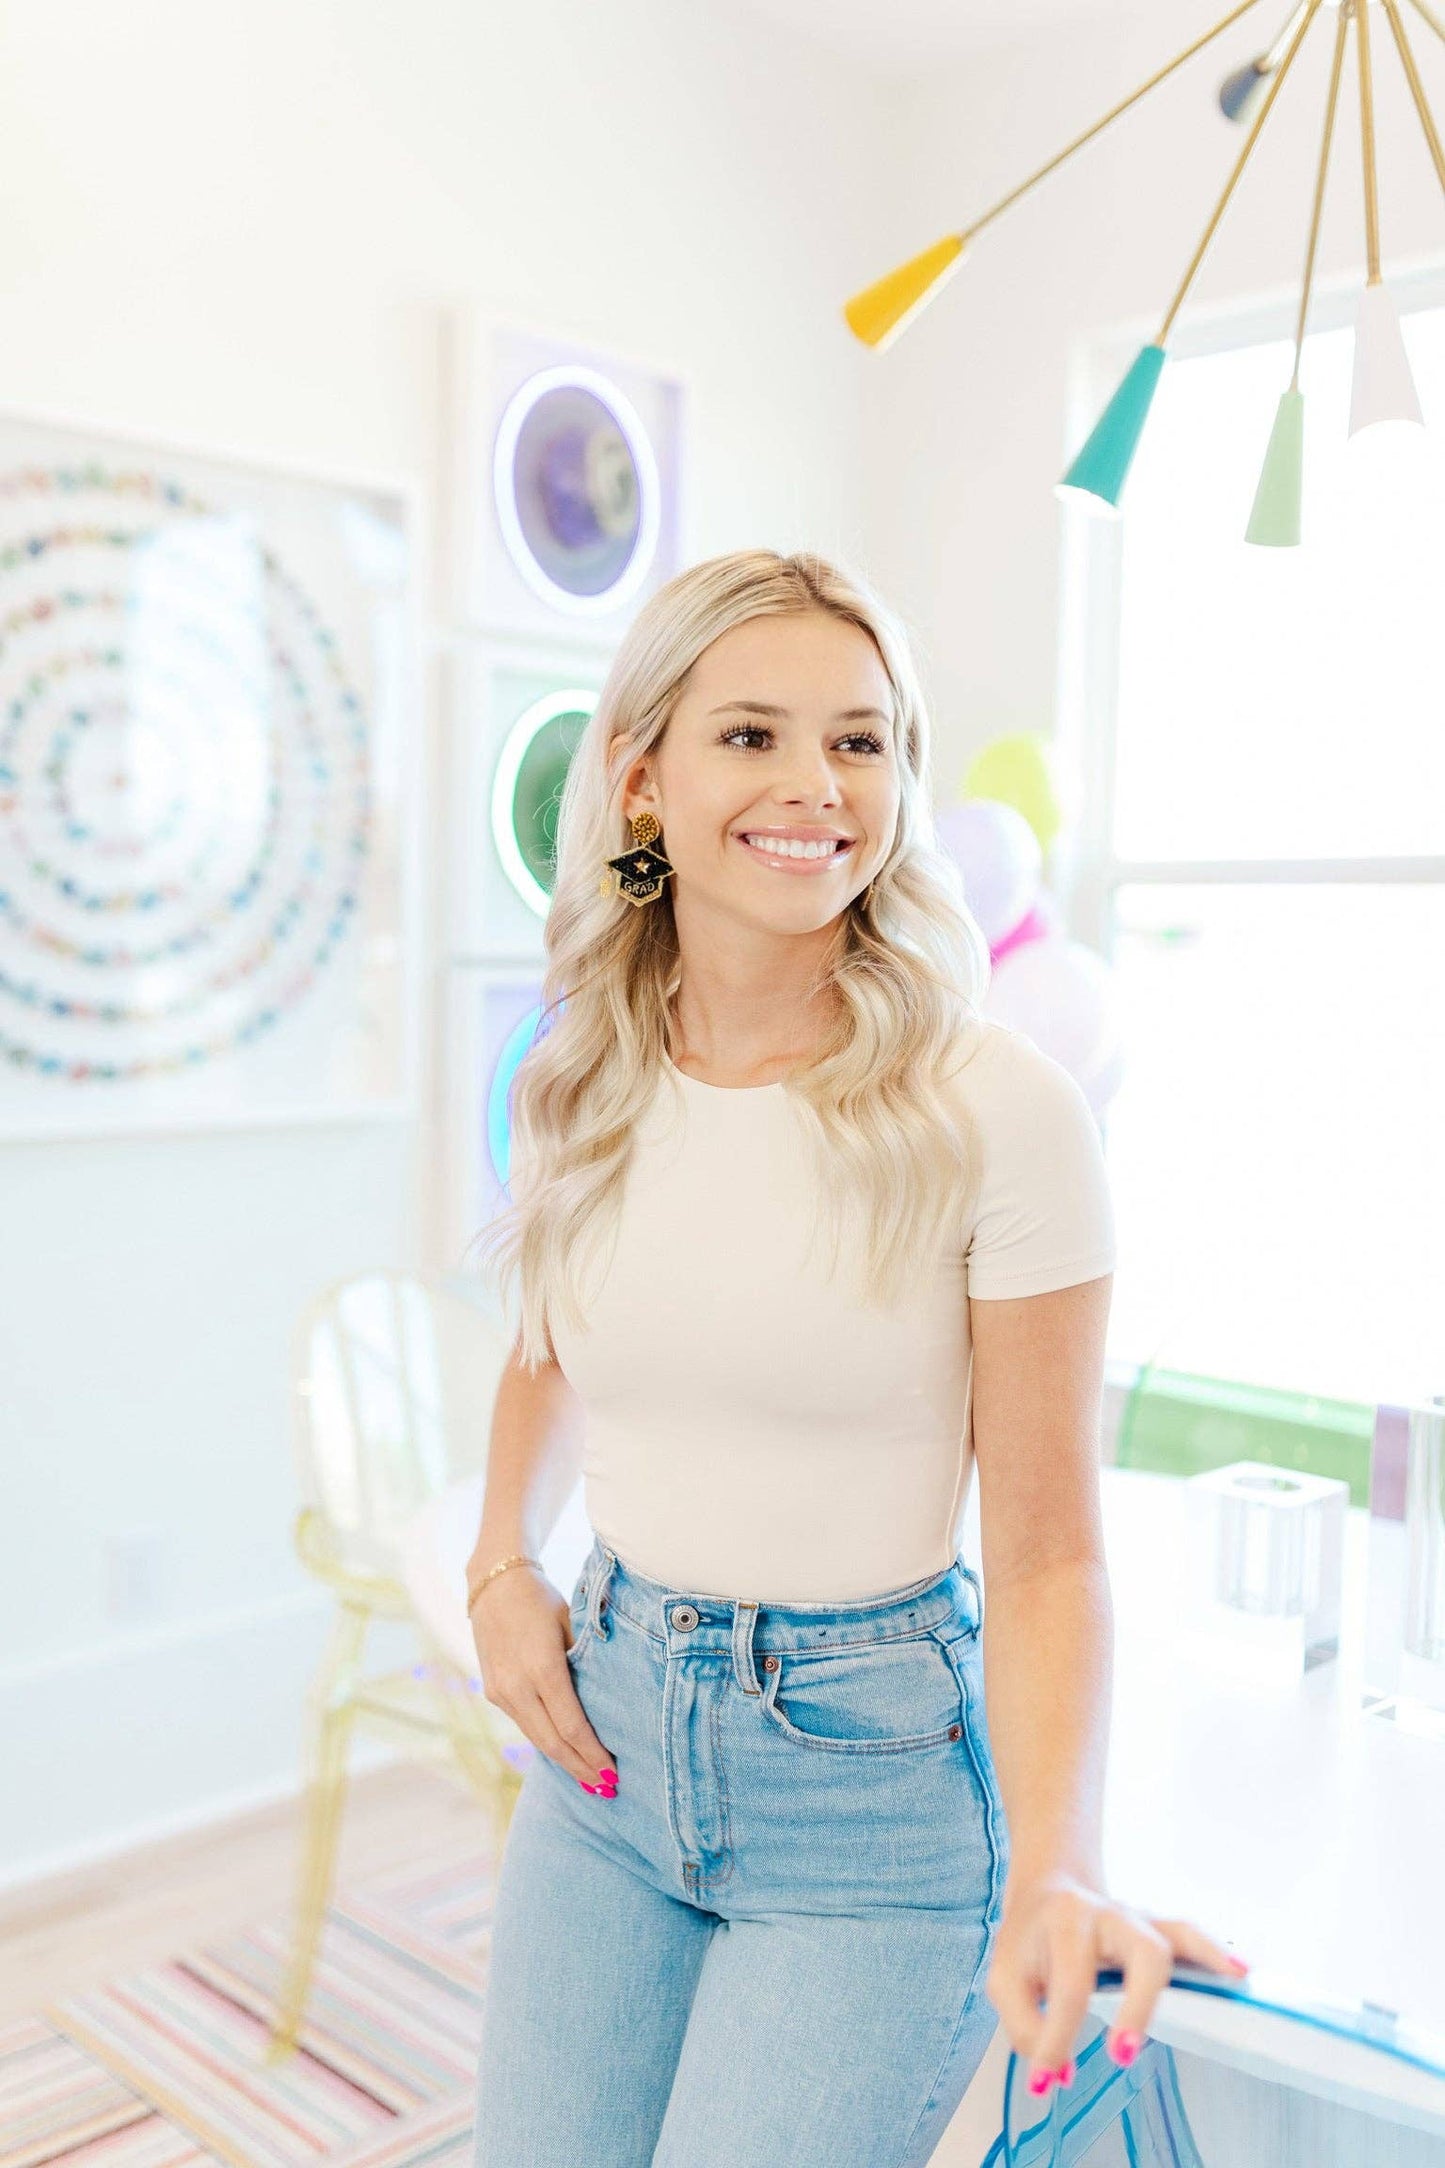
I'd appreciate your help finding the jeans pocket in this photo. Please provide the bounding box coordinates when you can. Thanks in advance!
[758,1628,966,1754]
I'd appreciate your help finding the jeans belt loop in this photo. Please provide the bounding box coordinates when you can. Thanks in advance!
[732,1598,761,1695]
[592,1547,617,1639]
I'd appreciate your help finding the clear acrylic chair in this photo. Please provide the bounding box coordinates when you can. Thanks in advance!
[264,1269,521,2063]
[982,1964,1445,2165]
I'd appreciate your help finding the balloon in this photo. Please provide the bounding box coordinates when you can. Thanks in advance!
[935,798,1042,945]
[984,932,1123,1111]
[990,896,1056,967]
[961,735,1063,854]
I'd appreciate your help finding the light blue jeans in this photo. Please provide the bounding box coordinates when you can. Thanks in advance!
[471,1532,1011,2167]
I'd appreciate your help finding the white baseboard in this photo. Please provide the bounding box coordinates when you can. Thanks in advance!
[1,1587,424,1893]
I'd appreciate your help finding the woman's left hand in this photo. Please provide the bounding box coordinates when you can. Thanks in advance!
[986,1870,1251,2097]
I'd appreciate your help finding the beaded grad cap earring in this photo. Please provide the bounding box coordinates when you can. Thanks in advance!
[599,810,675,906]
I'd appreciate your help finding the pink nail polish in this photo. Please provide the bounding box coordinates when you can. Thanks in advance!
[1027,2069,1054,2096]
[1110,2029,1143,2066]
[1058,2060,1076,2087]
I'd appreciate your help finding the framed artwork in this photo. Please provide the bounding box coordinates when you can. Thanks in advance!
[0,403,421,1138]
[443,638,601,961]
[438,961,545,1274]
[445,310,689,645]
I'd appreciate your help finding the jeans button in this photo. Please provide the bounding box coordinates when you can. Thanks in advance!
[763,1654,779,1672]
[671,1604,699,1631]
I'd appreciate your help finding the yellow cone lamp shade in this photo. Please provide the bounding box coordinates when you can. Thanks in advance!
[843,234,968,351]
[1245,385,1305,546]
[1056,343,1167,514]
[1349,279,1424,435]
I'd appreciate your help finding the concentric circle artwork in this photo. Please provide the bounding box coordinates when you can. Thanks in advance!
[492,366,661,613]
[0,447,398,1119]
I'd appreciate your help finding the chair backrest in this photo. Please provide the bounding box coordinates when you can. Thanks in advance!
[983,1969,1445,2166]
[290,1270,512,1582]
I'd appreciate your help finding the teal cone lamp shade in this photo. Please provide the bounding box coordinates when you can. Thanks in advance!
[1056,343,1167,514]
[1245,385,1305,546]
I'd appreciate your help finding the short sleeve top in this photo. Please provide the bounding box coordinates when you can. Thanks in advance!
[520,1018,1115,1601]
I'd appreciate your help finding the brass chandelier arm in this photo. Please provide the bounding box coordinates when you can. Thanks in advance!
[1404,0,1445,51]
[1156,0,1326,343]
[1381,0,1445,205]
[1292,0,1352,383]
[962,0,1265,243]
[1261,0,1315,72]
[1357,0,1383,283]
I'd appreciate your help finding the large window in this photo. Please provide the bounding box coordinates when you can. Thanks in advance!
[1062,286,1445,1409]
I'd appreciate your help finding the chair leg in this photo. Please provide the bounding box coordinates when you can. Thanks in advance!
[420,1656,525,1860]
[265,1601,370,2062]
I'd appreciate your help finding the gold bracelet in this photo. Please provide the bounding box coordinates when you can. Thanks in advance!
[466,1552,541,1611]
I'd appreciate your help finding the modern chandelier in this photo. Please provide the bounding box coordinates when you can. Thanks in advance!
[842,0,1445,544]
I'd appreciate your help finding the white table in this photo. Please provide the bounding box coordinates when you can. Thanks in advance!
[1053,1467,1445,2144]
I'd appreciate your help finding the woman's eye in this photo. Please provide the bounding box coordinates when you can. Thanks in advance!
[718,726,885,756]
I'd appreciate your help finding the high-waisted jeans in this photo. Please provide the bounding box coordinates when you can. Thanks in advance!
[471,1532,1011,2168]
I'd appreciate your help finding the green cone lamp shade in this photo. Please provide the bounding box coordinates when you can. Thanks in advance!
[1245,385,1305,546]
[1056,343,1167,513]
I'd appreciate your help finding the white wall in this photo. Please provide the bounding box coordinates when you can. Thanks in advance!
[0,0,893,1883]
[863,0,1445,803]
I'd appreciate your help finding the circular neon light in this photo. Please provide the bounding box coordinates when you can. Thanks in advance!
[486,1001,545,1189]
[492,366,661,615]
[490,687,596,919]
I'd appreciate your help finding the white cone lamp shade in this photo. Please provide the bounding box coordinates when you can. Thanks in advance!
[1349,281,1424,436]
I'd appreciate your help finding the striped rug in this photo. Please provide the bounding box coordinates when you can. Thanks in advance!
[9,1834,502,2168]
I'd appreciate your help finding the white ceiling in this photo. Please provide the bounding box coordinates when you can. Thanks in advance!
[727,0,1142,75]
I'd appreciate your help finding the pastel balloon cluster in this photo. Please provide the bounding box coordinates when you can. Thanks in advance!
[937,735,1123,1119]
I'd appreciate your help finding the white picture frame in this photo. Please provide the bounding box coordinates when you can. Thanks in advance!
[441,634,605,963]
[0,400,424,1139]
[444,308,690,646]
[436,959,547,1275]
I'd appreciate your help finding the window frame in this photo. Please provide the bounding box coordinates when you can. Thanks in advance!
[1053,256,1445,961]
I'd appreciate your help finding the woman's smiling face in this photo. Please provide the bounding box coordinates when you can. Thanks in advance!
[636,609,900,928]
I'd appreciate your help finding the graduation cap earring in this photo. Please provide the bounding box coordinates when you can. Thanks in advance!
[599,810,675,907]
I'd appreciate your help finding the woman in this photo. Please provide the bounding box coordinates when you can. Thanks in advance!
[466,549,1245,2167]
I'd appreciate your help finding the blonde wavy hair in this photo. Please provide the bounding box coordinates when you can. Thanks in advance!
[471,548,993,1373]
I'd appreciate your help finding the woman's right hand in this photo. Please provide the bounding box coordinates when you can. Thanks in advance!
[469,1564,618,1794]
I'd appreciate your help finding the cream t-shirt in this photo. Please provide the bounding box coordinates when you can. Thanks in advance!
[533,1019,1116,1602]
